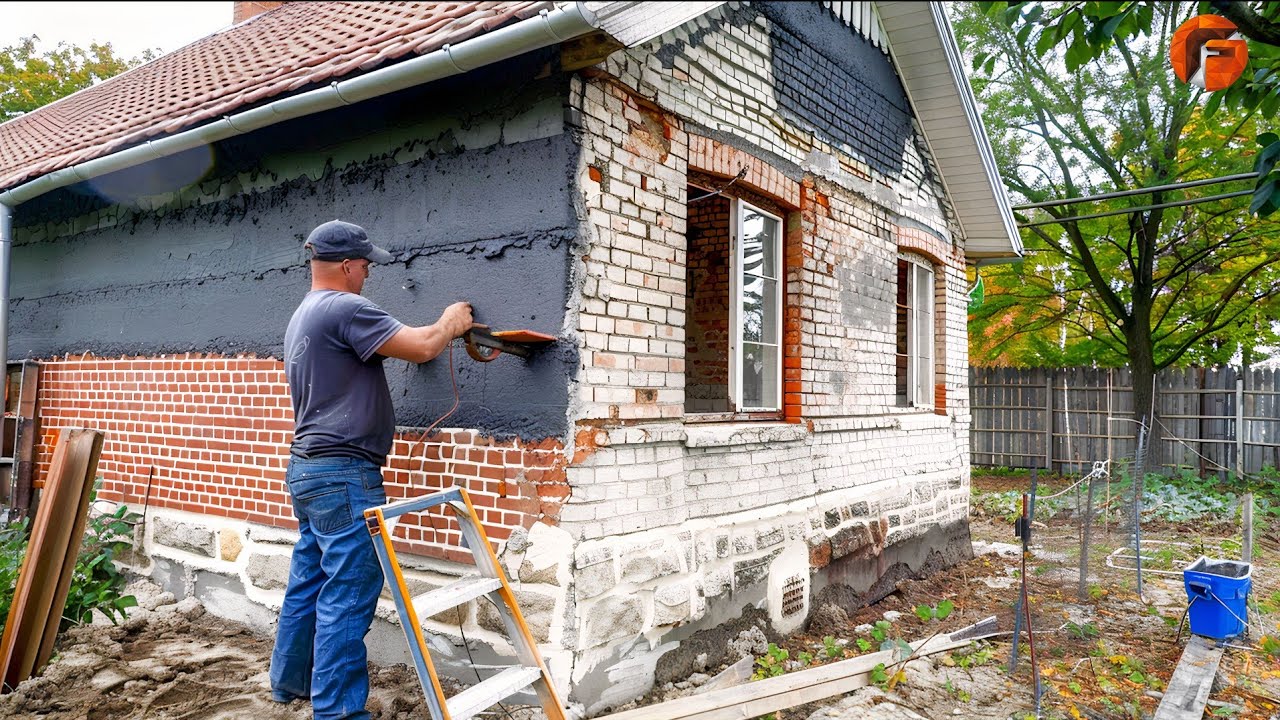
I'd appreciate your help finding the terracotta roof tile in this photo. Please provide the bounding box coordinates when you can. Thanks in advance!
[0,1,554,193]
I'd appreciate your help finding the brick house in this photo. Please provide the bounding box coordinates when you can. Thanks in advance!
[0,1,1020,712]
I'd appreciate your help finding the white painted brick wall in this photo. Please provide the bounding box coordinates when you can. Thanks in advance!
[558,4,977,710]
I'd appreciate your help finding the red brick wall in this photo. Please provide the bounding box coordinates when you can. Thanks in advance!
[34,355,568,563]
[685,194,732,412]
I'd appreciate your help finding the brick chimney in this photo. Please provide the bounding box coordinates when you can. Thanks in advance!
[234,2,285,24]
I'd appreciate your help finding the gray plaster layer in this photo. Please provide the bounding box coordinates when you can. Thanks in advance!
[9,60,578,440]
[148,557,279,636]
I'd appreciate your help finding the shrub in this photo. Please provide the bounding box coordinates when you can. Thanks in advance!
[0,491,139,639]
[0,516,30,636]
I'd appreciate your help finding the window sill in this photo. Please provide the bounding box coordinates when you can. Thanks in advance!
[684,411,784,424]
[683,422,809,448]
[809,410,954,434]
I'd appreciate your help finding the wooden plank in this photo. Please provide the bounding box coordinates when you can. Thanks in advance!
[597,632,976,720]
[34,430,104,673]
[1152,635,1223,720]
[0,428,71,684]
[0,429,102,687]
[1045,368,1054,471]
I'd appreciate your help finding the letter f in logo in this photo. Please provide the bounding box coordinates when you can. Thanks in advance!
[1171,15,1248,92]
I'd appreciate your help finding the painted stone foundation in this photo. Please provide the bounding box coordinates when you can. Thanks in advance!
[124,484,970,716]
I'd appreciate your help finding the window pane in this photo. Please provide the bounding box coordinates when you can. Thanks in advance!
[914,264,932,316]
[913,265,934,406]
[741,276,778,344]
[895,260,909,405]
[741,206,779,278]
[741,342,778,409]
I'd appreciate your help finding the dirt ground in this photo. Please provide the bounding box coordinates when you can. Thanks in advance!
[2,472,1277,719]
[747,472,1280,720]
[0,582,446,720]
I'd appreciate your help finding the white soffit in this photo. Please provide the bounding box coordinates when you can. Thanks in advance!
[875,2,1022,260]
[582,1,728,47]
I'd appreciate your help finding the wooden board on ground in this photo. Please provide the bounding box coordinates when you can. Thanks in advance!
[0,429,105,690]
[1152,635,1223,720]
[35,431,104,671]
[598,627,985,720]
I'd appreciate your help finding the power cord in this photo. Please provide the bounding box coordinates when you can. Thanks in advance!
[406,339,519,720]
[459,616,519,720]
[407,339,461,488]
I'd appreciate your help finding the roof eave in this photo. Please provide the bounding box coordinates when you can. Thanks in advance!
[583,1,727,47]
[875,1,1023,262]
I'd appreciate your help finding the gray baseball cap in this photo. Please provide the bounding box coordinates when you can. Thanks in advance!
[305,220,394,264]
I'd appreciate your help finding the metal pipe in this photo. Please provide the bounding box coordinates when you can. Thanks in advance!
[1238,375,1251,564]
[1013,172,1258,210]
[0,203,9,375]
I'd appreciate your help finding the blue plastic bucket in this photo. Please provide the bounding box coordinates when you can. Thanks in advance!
[1183,556,1251,640]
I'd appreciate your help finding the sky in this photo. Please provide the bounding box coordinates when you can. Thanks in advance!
[0,2,233,60]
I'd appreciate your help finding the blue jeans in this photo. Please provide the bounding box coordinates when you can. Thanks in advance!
[270,456,387,720]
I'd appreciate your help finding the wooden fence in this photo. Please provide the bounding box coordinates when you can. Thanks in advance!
[969,367,1280,477]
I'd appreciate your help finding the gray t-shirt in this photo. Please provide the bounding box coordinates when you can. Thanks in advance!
[284,290,405,464]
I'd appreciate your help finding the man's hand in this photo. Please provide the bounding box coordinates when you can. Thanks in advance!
[440,301,478,338]
[376,301,481,364]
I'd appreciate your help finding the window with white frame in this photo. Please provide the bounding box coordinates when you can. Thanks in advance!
[733,201,783,411]
[895,256,934,408]
[683,191,785,418]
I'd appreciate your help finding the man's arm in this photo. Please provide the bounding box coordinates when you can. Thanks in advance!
[376,302,475,364]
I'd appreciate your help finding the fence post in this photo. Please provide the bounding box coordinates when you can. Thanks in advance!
[1044,369,1054,472]
[1239,374,1251,565]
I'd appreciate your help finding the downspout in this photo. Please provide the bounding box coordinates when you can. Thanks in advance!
[0,203,9,375]
[0,2,599,370]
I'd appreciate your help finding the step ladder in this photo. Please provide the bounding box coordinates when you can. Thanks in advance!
[364,486,567,720]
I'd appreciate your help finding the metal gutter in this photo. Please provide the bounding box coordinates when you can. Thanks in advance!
[0,2,598,370]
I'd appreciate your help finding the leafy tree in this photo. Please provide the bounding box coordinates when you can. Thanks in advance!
[1,35,153,122]
[978,1,1280,216]
[955,2,1280,442]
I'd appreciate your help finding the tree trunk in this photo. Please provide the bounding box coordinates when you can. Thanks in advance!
[1126,316,1159,475]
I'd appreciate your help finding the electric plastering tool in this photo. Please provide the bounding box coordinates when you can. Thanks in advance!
[462,326,556,362]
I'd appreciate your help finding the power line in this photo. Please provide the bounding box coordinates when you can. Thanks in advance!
[1013,172,1258,210]
[1017,189,1253,228]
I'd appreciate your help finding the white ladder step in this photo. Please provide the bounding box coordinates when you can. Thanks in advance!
[446,665,542,720]
[411,576,503,621]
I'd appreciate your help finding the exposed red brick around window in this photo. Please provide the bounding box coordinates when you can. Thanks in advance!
[685,194,733,413]
[32,356,568,559]
[687,133,801,207]
[782,185,808,423]
[895,225,965,270]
